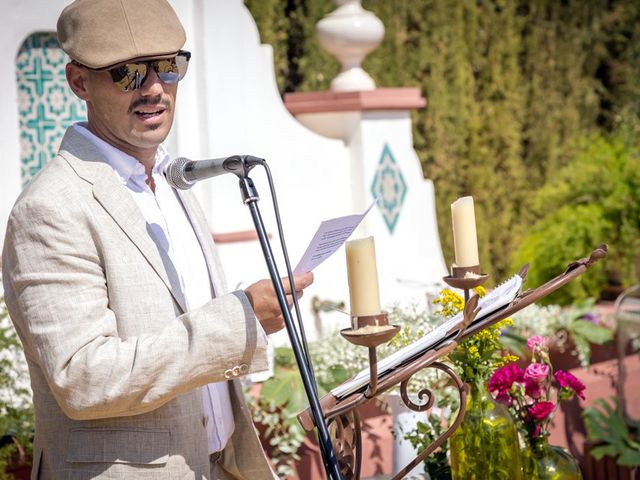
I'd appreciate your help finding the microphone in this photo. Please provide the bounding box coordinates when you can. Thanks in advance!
[165,155,264,190]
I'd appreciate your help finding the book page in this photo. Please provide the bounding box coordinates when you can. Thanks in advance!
[331,274,523,399]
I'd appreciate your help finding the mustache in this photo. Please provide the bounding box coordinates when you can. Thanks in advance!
[128,96,170,113]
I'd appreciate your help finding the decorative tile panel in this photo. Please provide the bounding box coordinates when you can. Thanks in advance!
[370,143,408,234]
[15,32,87,185]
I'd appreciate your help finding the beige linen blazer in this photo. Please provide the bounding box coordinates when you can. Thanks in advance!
[2,128,276,479]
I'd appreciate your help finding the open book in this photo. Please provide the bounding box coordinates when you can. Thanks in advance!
[331,274,523,399]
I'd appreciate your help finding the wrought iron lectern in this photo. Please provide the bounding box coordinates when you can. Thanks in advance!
[298,245,608,479]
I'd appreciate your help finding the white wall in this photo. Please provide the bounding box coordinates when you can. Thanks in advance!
[0,0,447,342]
[0,0,74,250]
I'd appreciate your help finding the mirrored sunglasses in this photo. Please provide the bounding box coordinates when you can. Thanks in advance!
[82,50,191,92]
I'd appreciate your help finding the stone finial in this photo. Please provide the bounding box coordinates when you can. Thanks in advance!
[316,0,385,92]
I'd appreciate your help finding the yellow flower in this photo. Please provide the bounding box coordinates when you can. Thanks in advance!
[473,286,487,297]
[467,345,480,360]
[495,353,519,367]
[435,289,516,383]
[496,318,514,329]
[432,289,464,317]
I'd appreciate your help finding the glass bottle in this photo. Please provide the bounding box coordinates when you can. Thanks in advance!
[450,383,522,480]
[521,435,583,479]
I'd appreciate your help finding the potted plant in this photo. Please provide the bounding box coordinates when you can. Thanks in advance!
[582,397,640,479]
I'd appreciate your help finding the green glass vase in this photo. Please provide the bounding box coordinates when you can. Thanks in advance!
[450,383,522,480]
[521,436,583,479]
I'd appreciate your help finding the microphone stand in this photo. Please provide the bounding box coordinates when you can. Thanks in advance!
[236,172,344,480]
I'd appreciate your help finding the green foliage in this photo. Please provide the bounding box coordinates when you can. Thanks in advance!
[570,318,614,359]
[440,288,518,385]
[246,346,319,478]
[243,0,337,93]
[310,302,444,394]
[246,391,306,479]
[513,134,640,304]
[449,384,523,479]
[0,288,34,478]
[583,398,640,467]
[403,414,452,479]
[505,298,614,366]
[246,0,640,284]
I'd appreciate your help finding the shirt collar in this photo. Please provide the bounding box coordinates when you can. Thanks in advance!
[154,143,172,175]
[72,123,169,188]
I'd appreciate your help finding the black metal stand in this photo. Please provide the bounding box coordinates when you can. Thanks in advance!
[237,175,344,480]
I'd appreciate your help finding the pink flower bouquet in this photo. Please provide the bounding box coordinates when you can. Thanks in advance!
[487,335,586,442]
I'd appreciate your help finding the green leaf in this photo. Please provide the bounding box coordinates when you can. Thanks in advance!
[327,364,350,385]
[618,449,640,467]
[590,445,619,459]
[570,320,614,345]
[583,398,640,467]
[498,333,527,358]
[273,347,296,368]
[260,370,304,407]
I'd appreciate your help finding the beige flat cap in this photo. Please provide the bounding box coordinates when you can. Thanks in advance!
[57,0,186,69]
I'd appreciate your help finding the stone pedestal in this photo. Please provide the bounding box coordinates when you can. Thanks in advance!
[284,87,447,312]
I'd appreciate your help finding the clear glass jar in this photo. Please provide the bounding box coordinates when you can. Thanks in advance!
[449,383,522,480]
[521,435,583,479]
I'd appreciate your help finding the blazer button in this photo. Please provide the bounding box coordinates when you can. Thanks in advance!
[224,369,233,379]
[239,363,249,374]
[232,366,241,376]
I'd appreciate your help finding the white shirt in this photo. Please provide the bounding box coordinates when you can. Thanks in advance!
[73,123,234,454]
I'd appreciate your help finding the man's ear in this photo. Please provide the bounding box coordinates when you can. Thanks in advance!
[66,63,90,101]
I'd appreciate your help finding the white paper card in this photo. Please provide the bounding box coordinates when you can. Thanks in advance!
[293,198,378,275]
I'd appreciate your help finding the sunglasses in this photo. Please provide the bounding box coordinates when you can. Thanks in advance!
[79,50,191,92]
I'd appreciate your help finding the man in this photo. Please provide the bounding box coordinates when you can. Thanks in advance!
[1,0,313,478]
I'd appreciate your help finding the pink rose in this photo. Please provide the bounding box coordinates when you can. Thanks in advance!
[524,363,549,384]
[488,364,524,404]
[527,335,547,351]
[528,401,555,421]
[524,380,544,399]
[555,370,586,400]
[523,363,549,399]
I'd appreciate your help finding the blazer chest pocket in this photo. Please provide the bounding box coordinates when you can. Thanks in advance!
[66,428,170,465]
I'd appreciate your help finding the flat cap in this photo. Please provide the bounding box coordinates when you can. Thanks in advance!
[57,0,186,69]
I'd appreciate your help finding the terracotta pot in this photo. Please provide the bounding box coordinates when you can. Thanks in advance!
[5,464,31,480]
[0,435,32,480]
[294,399,393,479]
[582,441,638,480]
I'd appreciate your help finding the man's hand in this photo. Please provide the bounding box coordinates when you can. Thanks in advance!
[244,272,314,335]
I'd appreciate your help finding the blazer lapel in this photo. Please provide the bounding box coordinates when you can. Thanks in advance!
[92,177,188,312]
[58,129,188,312]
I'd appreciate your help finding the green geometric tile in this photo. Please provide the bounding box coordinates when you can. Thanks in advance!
[15,32,87,186]
[370,143,408,234]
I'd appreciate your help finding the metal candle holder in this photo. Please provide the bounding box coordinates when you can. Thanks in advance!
[442,264,489,302]
[297,246,608,480]
[341,313,400,399]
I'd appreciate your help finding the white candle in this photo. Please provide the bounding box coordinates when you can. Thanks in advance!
[451,196,480,267]
[345,236,382,317]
